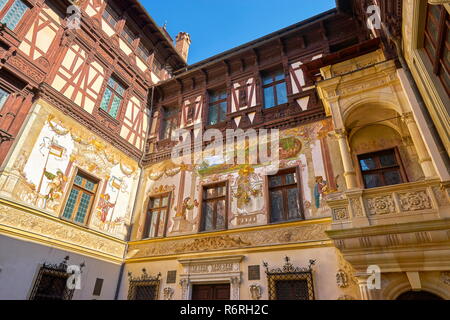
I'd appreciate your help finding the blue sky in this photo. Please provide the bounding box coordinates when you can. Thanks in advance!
[140,0,337,64]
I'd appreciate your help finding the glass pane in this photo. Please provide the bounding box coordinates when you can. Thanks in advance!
[287,188,301,220]
[208,105,219,125]
[157,210,166,237]
[151,198,160,208]
[205,187,216,199]
[62,189,79,219]
[109,95,122,118]
[161,196,169,207]
[84,180,96,192]
[218,102,227,122]
[203,202,214,231]
[379,152,397,167]
[424,38,436,59]
[100,88,112,112]
[274,71,285,81]
[210,91,227,102]
[276,82,288,105]
[269,175,282,188]
[75,193,92,223]
[426,17,439,44]
[148,211,159,238]
[384,170,402,186]
[0,87,9,110]
[264,87,275,109]
[0,0,8,11]
[270,190,284,222]
[429,5,441,22]
[359,158,378,171]
[74,175,83,186]
[162,120,171,139]
[363,174,383,189]
[1,0,29,30]
[217,185,226,197]
[216,200,226,230]
[285,173,297,185]
[262,74,273,85]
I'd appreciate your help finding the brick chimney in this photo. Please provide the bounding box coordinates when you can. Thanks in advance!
[175,32,191,62]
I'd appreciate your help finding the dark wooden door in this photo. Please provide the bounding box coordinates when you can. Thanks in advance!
[191,284,231,300]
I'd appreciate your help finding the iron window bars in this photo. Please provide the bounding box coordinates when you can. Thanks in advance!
[263,257,316,300]
[127,269,162,300]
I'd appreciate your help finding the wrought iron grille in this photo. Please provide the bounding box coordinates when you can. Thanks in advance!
[127,269,161,300]
[29,256,75,300]
[263,257,316,300]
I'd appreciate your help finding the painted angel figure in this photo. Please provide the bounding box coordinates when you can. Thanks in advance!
[98,194,116,224]
[45,170,67,207]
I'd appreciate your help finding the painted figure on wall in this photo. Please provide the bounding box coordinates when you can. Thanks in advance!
[314,176,328,209]
[98,194,116,223]
[44,170,68,210]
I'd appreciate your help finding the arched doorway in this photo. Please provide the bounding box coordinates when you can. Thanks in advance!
[396,291,444,300]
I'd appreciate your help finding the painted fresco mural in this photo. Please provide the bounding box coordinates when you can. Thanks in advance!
[0,102,140,240]
[140,118,345,238]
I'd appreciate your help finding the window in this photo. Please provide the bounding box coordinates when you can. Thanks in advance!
[208,90,227,125]
[358,149,405,189]
[201,183,227,232]
[29,265,74,300]
[143,194,170,239]
[268,168,303,223]
[0,87,10,110]
[265,257,315,300]
[262,69,288,109]
[0,0,30,31]
[127,273,161,300]
[62,171,98,225]
[102,5,119,29]
[128,284,158,300]
[423,4,449,95]
[160,107,178,140]
[137,43,150,61]
[274,280,311,300]
[100,77,125,119]
[121,25,136,45]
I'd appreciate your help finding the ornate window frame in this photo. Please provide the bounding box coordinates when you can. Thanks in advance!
[263,257,316,300]
[127,269,162,300]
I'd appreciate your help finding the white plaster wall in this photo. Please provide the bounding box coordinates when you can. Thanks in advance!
[0,235,121,300]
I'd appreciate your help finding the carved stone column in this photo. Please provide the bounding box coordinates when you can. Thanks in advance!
[355,274,373,300]
[335,129,358,189]
[402,113,437,179]
[230,276,241,300]
[179,279,191,300]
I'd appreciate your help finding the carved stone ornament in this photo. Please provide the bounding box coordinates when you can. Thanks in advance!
[336,269,349,288]
[249,284,262,300]
[163,287,174,300]
[332,208,349,221]
[398,191,432,211]
[366,195,396,215]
